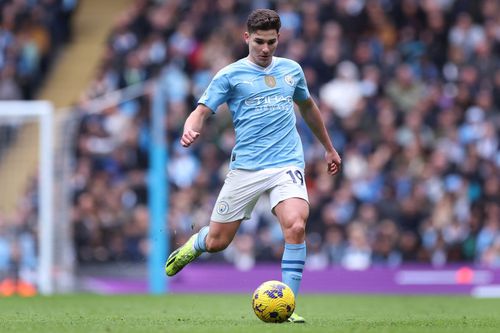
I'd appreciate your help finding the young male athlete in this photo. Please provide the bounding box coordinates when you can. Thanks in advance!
[165,9,341,323]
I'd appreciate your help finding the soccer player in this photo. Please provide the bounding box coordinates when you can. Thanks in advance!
[165,9,341,323]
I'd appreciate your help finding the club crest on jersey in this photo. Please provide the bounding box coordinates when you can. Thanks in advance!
[217,201,230,215]
[284,75,295,86]
[264,75,276,88]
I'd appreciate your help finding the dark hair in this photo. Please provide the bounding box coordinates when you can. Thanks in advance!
[246,9,281,33]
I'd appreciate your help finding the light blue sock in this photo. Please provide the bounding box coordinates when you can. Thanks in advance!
[281,242,306,298]
[193,226,209,252]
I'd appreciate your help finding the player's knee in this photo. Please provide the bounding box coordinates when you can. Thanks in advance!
[287,222,306,239]
[282,210,307,234]
[282,217,306,243]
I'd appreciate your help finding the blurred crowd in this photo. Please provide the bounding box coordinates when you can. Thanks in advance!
[71,0,500,270]
[4,0,500,277]
[0,0,77,159]
[0,0,77,295]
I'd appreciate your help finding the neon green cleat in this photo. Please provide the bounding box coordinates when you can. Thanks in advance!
[165,234,201,277]
[288,312,305,323]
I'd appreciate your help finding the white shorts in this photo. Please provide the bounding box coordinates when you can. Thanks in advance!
[211,166,309,223]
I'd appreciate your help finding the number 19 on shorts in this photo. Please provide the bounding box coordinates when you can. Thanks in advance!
[286,169,304,186]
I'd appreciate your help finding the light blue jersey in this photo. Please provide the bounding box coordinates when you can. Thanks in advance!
[198,56,310,170]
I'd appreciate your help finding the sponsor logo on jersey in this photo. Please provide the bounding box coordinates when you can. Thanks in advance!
[244,94,293,106]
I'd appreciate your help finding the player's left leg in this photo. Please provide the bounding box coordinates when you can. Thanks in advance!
[164,233,202,277]
[165,220,241,277]
[191,219,245,254]
[273,197,308,323]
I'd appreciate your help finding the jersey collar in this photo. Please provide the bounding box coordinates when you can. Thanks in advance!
[245,56,276,72]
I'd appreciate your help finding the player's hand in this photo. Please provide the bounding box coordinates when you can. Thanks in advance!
[180,129,200,147]
[325,149,341,175]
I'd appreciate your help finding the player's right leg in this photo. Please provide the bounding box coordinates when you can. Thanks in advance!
[275,198,308,324]
[165,220,241,276]
[269,168,310,323]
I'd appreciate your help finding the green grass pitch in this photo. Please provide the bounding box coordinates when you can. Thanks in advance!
[1,294,499,333]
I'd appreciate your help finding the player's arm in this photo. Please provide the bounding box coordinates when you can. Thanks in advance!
[180,104,213,147]
[295,97,341,175]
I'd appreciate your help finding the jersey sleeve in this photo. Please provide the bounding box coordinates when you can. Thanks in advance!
[198,70,231,113]
[293,66,310,102]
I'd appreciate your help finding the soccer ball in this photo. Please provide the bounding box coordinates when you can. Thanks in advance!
[251,280,295,323]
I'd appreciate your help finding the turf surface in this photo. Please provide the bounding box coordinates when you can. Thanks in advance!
[0,294,499,333]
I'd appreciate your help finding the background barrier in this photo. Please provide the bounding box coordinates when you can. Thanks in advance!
[80,264,500,296]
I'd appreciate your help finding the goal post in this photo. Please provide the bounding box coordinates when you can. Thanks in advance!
[0,101,54,295]
[1,80,169,295]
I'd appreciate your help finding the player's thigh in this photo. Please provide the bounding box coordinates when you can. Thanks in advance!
[268,167,309,239]
[274,198,309,243]
[273,197,309,229]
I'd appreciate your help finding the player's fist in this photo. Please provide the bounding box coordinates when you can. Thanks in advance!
[325,149,341,175]
[180,129,200,147]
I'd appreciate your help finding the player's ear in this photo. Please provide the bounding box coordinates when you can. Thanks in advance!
[244,32,250,44]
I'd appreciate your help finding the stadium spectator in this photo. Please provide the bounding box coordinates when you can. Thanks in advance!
[0,0,79,174]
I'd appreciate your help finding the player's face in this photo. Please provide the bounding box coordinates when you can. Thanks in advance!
[245,29,279,68]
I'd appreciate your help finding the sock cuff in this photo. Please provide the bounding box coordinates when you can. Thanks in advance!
[284,242,306,250]
[194,226,209,252]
